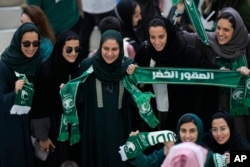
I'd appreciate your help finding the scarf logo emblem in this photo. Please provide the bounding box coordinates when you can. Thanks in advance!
[232,88,244,100]
[140,102,150,114]
[246,78,250,90]
[62,95,74,111]
[124,141,137,153]
[21,90,29,101]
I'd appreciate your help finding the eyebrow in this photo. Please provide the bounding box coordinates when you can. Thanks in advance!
[212,125,227,128]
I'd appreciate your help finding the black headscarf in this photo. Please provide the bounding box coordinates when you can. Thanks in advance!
[113,0,140,43]
[206,111,250,154]
[30,30,80,118]
[1,22,41,76]
[148,16,186,65]
[46,29,80,83]
[207,7,249,59]
[93,30,133,82]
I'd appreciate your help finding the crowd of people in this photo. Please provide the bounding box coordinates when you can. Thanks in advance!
[1,0,250,167]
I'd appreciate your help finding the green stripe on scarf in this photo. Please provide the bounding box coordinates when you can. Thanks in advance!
[130,67,241,87]
[172,0,180,6]
[184,0,210,45]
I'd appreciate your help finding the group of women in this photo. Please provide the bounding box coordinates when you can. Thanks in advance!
[130,112,250,167]
[1,0,250,167]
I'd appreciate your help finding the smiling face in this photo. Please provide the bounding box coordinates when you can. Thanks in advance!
[211,118,230,145]
[101,39,120,64]
[149,26,167,51]
[179,122,198,143]
[21,31,39,58]
[215,18,234,45]
[62,39,80,63]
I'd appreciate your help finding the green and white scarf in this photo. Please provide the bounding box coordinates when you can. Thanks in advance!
[216,55,250,115]
[59,66,249,144]
[119,130,176,161]
[58,66,160,144]
[10,72,34,115]
[58,66,94,145]
[184,0,210,45]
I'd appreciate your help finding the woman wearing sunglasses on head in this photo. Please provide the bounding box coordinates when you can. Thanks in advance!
[0,22,43,167]
[29,30,81,167]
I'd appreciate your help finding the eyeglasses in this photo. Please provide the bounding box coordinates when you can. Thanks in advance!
[21,41,40,47]
[65,46,80,54]
[211,126,229,134]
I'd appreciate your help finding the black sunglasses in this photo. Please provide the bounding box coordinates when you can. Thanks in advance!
[65,46,80,54]
[21,40,40,47]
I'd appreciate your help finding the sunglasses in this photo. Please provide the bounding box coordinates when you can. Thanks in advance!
[21,40,40,47]
[65,46,80,54]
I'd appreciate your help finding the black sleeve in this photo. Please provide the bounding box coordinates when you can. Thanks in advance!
[134,41,151,67]
[183,44,219,69]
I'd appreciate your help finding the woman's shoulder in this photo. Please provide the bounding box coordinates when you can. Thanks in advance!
[78,57,94,74]
[0,60,11,72]
[234,135,250,150]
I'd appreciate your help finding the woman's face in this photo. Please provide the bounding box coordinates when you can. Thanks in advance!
[179,122,198,143]
[149,26,167,51]
[211,118,230,145]
[21,31,39,58]
[132,5,142,26]
[215,18,234,45]
[62,39,80,63]
[20,13,33,24]
[101,39,120,64]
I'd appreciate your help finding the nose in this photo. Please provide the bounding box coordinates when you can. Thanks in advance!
[155,38,160,44]
[185,132,190,138]
[139,14,142,20]
[107,49,113,55]
[72,50,77,54]
[217,29,223,36]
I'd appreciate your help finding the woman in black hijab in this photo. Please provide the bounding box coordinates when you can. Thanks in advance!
[76,30,135,167]
[0,22,41,167]
[30,30,81,167]
[203,111,250,165]
[112,0,142,52]
[134,16,219,133]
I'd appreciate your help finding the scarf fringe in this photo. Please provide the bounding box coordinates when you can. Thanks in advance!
[70,134,81,146]
[57,132,69,142]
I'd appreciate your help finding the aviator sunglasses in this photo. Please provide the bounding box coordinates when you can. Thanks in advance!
[65,46,80,54]
[21,40,40,47]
